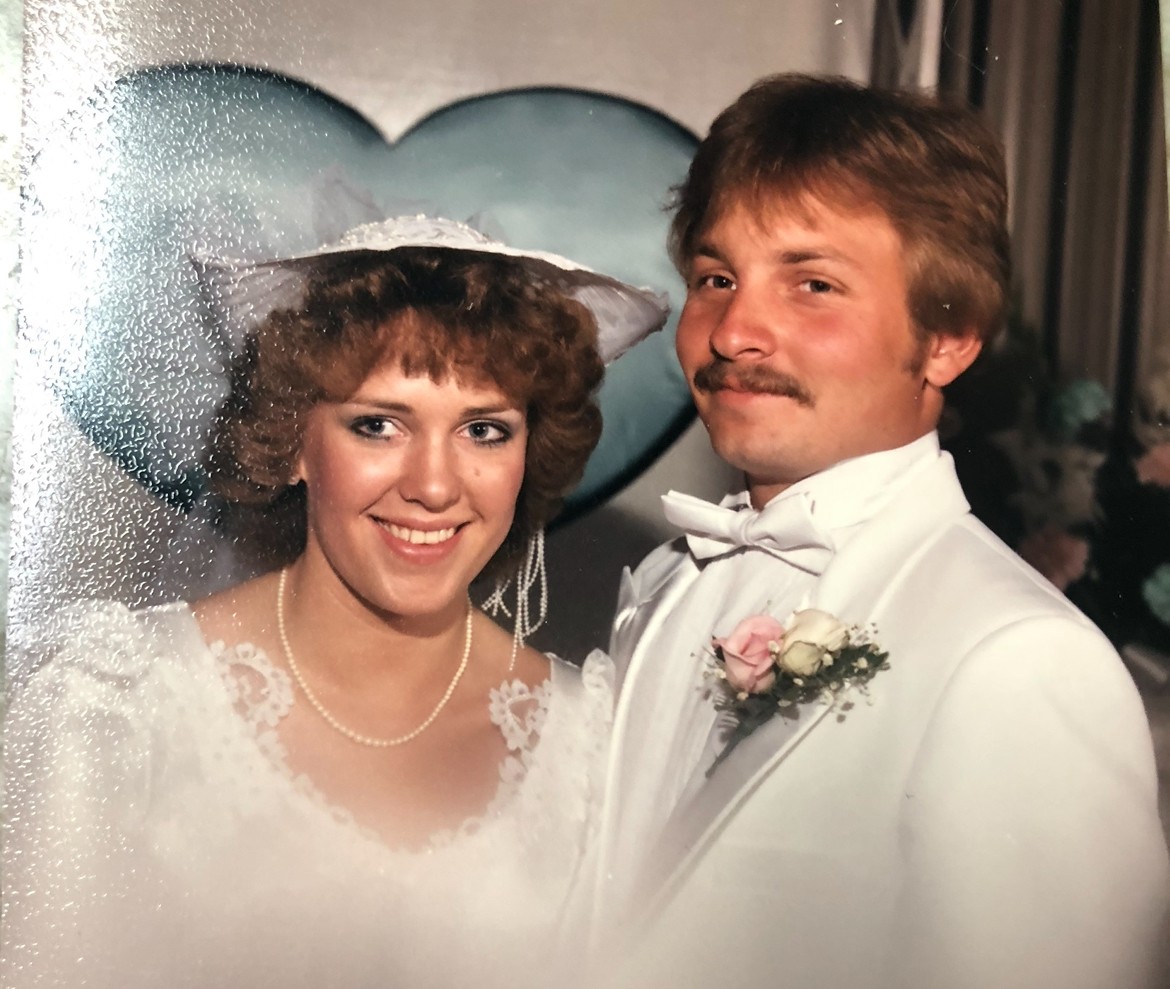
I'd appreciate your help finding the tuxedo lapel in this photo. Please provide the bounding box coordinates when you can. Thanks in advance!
[636,696,835,915]
[637,454,972,912]
[811,453,970,619]
[609,544,699,695]
[590,549,702,927]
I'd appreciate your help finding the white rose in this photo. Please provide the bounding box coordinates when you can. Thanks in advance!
[777,641,826,677]
[785,610,850,651]
[774,611,850,677]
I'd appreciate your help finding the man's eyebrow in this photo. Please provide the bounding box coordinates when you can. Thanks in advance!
[779,249,826,264]
[691,244,860,268]
[777,247,860,268]
[691,241,729,264]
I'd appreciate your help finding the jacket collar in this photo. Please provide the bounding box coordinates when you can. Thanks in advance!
[627,451,971,920]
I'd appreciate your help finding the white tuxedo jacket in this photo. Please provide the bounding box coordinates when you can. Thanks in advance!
[591,456,1169,989]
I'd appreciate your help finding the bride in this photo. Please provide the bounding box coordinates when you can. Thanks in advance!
[2,216,667,988]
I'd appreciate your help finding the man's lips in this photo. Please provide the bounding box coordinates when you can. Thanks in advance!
[718,379,771,393]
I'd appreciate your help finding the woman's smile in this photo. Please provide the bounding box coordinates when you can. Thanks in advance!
[372,517,466,562]
[378,521,460,546]
[295,364,528,620]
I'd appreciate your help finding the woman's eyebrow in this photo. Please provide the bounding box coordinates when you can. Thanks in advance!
[342,399,522,417]
[341,399,413,413]
[461,404,524,417]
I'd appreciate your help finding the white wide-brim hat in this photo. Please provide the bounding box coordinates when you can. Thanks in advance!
[195,214,670,364]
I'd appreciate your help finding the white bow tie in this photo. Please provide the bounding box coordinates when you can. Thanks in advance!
[662,489,834,574]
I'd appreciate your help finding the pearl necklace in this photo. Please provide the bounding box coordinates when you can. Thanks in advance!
[276,569,473,747]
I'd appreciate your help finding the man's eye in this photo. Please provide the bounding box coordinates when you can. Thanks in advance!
[801,279,834,294]
[696,273,735,290]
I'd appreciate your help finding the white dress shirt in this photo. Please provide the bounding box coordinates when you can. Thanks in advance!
[604,433,946,919]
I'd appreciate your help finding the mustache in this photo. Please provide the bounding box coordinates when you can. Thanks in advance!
[692,361,815,408]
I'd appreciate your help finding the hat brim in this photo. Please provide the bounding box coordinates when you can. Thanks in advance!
[194,217,669,365]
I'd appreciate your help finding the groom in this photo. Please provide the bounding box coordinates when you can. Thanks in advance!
[588,75,1169,989]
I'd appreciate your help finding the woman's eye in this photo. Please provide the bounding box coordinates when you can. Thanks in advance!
[463,420,512,446]
[351,416,400,439]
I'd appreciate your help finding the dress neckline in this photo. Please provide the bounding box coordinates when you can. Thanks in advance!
[169,602,559,857]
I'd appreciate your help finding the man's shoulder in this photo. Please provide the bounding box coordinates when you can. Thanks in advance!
[920,514,1088,618]
[623,535,693,604]
[879,511,1109,663]
[609,537,696,666]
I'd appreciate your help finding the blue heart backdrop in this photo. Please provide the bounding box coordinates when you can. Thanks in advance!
[25,64,697,519]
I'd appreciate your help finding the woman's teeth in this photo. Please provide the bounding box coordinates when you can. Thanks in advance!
[384,523,457,545]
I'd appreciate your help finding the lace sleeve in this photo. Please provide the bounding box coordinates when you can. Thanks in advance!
[504,651,614,858]
[1,604,163,987]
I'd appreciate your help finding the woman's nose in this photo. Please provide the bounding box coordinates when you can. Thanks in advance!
[399,438,460,511]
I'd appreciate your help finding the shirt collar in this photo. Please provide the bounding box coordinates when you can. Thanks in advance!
[723,432,943,537]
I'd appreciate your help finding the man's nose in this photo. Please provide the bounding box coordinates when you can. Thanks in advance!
[706,286,778,361]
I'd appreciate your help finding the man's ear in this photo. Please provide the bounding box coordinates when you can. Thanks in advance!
[923,330,982,389]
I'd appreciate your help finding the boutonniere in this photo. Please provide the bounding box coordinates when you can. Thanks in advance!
[708,609,889,775]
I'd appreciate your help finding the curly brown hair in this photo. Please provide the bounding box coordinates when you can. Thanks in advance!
[670,74,1010,345]
[208,247,604,576]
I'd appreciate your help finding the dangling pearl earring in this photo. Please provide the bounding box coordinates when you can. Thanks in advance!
[482,529,548,673]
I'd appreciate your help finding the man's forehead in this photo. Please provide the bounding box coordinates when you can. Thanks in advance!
[696,186,895,253]
[711,177,878,225]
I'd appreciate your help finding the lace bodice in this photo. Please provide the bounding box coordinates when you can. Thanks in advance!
[207,630,561,848]
[2,600,614,989]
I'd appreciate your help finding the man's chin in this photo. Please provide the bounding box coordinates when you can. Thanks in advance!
[703,400,809,451]
[708,441,815,491]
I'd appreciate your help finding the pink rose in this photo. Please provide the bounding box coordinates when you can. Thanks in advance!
[1136,443,1170,487]
[714,615,783,694]
[1018,525,1090,591]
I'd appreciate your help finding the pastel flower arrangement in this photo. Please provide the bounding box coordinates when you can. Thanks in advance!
[1143,565,1170,626]
[944,336,1170,665]
[708,609,888,773]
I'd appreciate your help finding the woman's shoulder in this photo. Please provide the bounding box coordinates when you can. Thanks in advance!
[547,649,616,709]
[484,650,613,756]
[486,650,614,841]
[528,650,615,761]
[190,570,280,645]
[2,600,210,752]
[11,598,201,684]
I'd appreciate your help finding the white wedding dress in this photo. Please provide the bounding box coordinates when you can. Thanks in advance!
[2,600,613,989]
